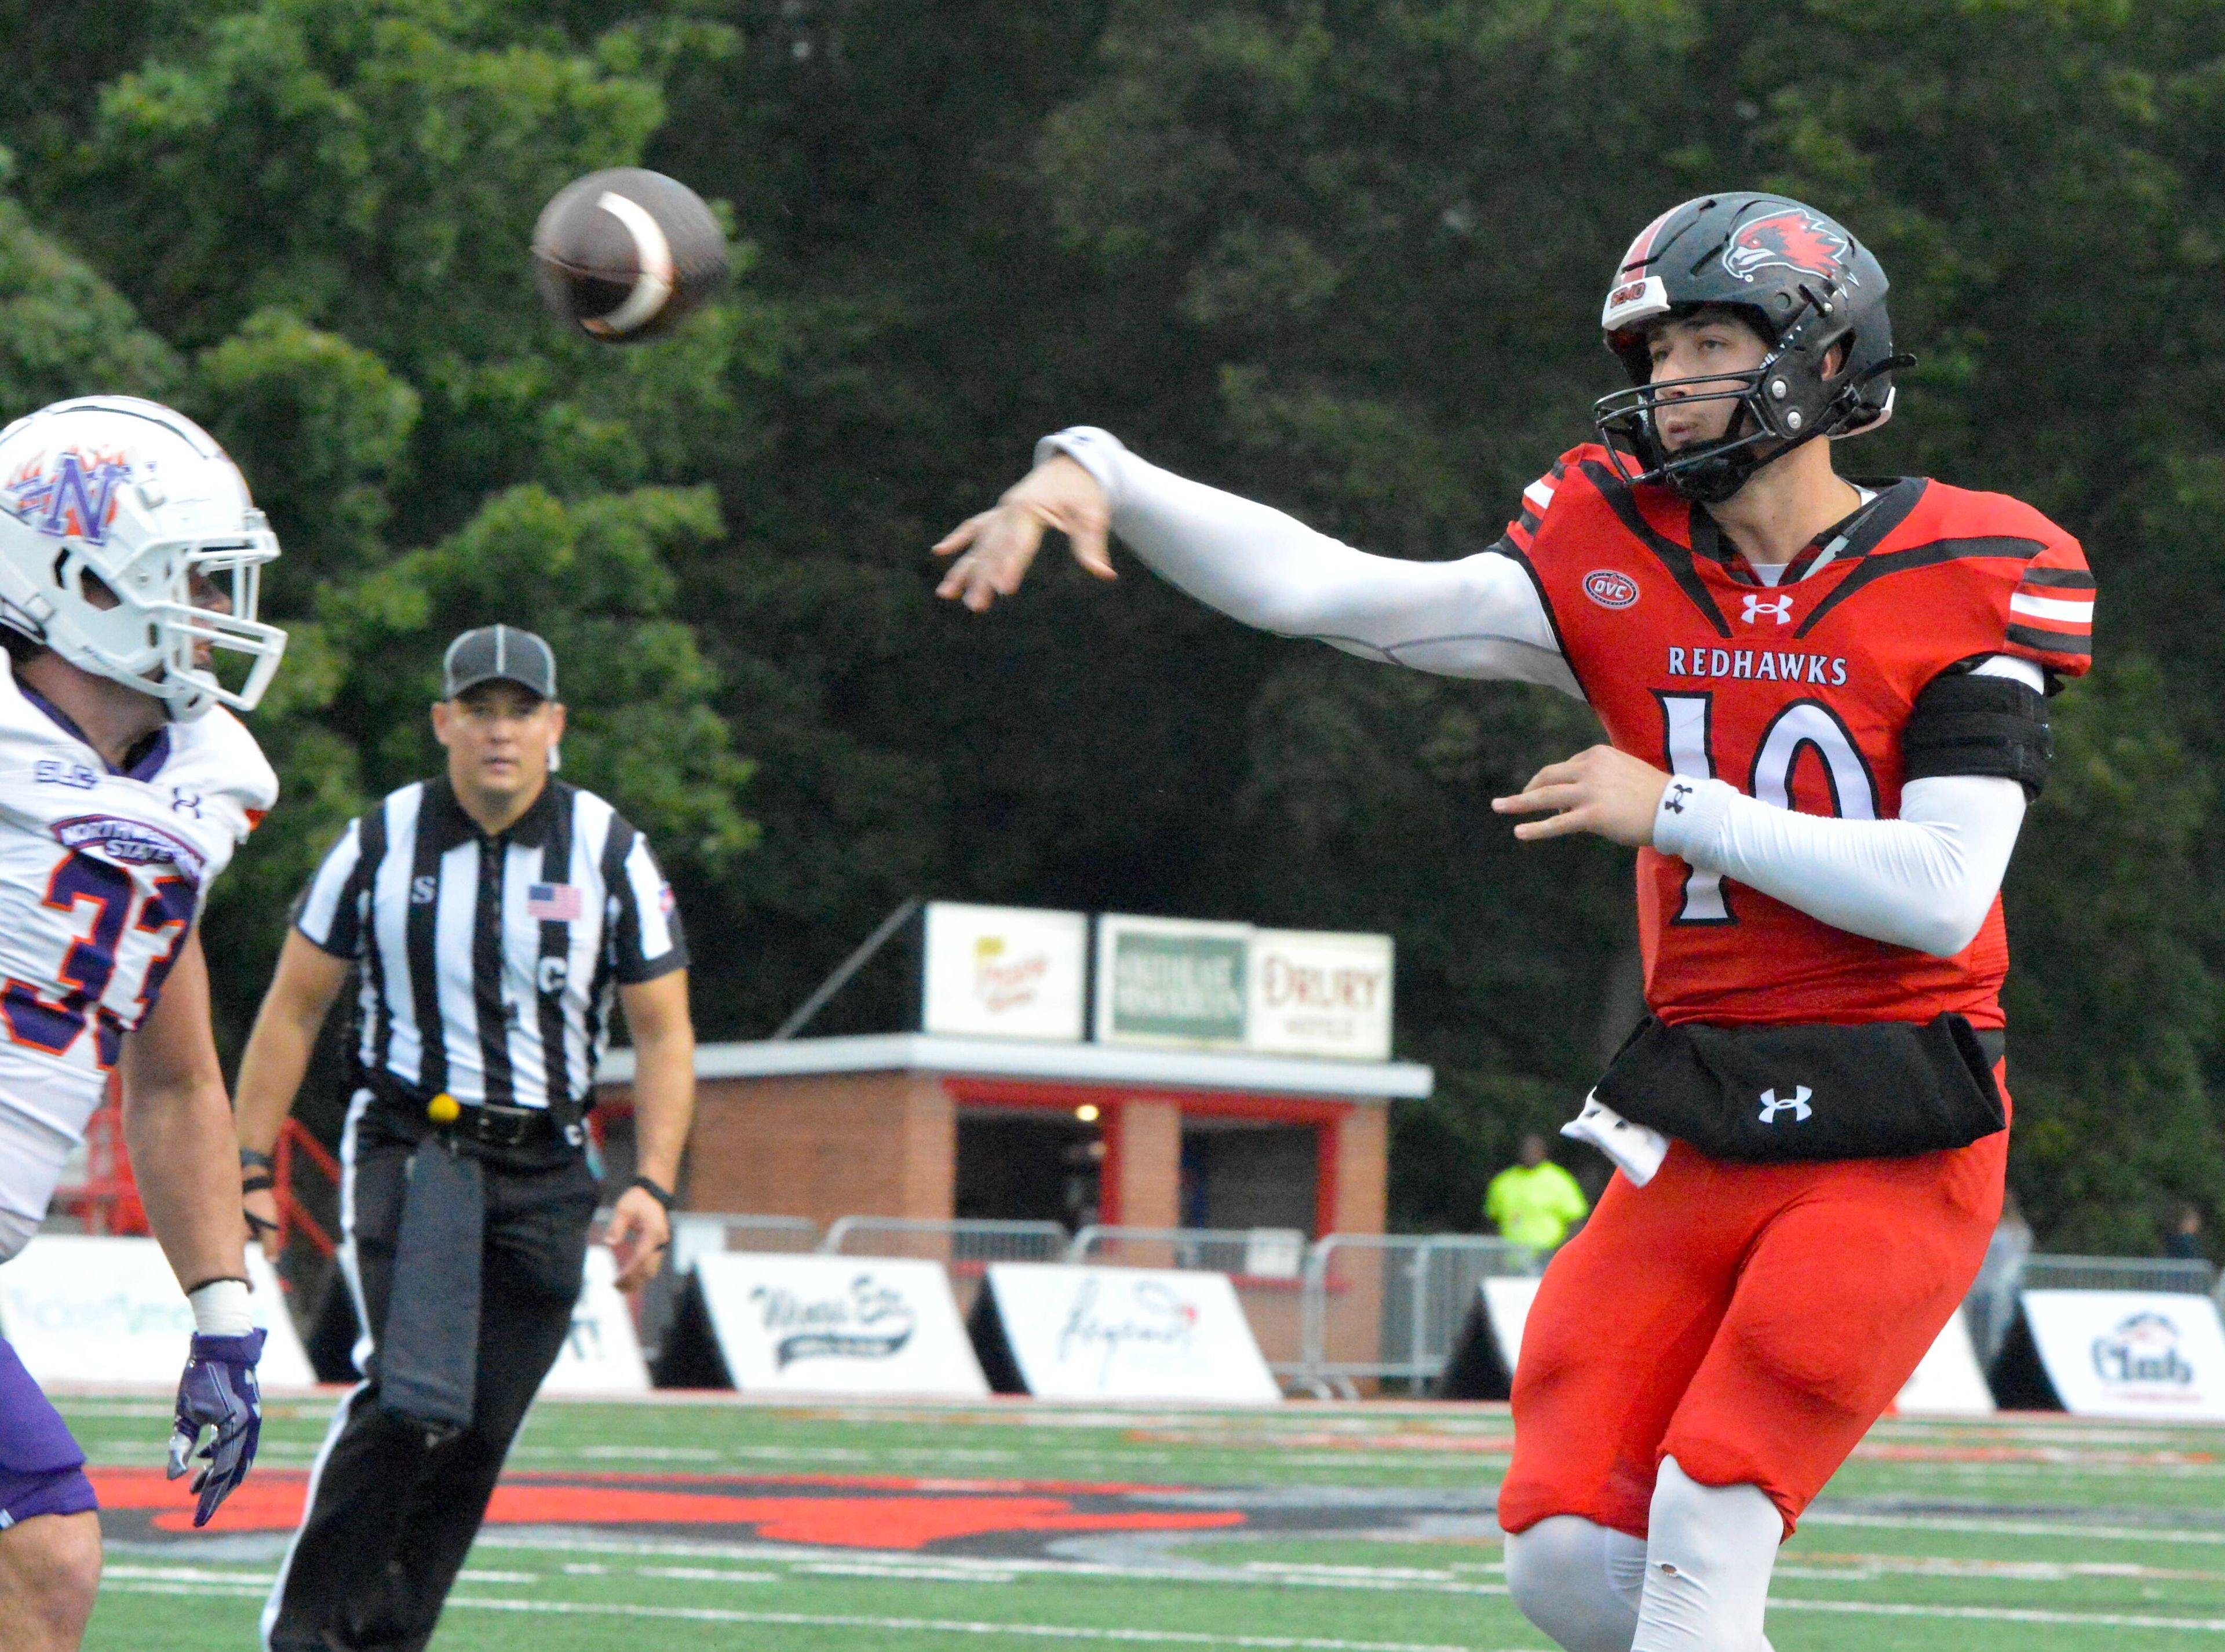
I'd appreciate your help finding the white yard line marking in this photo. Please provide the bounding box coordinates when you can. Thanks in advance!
[444,1597,1493,1650]
[637,1566,780,1583]
[1803,1511,2225,1546]
[1771,1597,2225,1632]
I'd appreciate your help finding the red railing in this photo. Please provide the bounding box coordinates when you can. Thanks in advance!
[271,1117,339,1259]
[49,1085,341,1261]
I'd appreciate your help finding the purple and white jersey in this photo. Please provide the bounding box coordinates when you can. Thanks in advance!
[0,657,275,1257]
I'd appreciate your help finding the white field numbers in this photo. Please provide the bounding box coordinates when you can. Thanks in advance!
[1658,693,1877,922]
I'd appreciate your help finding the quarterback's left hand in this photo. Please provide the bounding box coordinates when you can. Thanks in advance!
[1494,745,1671,848]
[167,1328,265,1527]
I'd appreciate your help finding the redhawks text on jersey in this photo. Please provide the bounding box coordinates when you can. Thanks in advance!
[1501,444,2093,1029]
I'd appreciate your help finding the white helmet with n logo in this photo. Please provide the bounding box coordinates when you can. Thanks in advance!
[0,396,285,720]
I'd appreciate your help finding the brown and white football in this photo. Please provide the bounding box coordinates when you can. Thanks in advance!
[531,167,729,343]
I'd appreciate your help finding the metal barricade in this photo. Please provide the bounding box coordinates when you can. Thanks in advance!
[1066,1226,1311,1373]
[1297,1232,1530,1398]
[819,1216,1069,1314]
[2017,1253,2217,1295]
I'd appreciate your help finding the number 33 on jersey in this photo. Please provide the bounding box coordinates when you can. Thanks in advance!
[1504,444,2093,1031]
[0,659,275,1146]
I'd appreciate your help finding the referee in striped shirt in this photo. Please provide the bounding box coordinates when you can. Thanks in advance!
[233,625,696,1652]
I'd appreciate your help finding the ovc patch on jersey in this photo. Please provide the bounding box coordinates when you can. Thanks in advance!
[54,815,207,883]
[32,760,97,790]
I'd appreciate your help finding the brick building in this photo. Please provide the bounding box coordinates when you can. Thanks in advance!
[595,1032,1431,1239]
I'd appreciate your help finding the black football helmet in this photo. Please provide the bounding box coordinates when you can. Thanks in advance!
[1592,193,1911,504]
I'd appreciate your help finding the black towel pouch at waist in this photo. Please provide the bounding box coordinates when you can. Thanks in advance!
[1593,1013,2007,1164]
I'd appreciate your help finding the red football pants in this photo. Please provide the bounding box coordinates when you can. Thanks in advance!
[1497,1110,2006,1540]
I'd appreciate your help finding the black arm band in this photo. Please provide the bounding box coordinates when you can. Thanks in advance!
[240,1173,275,1195]
[629,1175,676,1213]
[1902,671,2052,800]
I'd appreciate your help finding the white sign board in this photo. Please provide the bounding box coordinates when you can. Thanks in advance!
[922,902,1090,1041]
[695,1253,987,1397]
[1247,929,1394,1060]
[0,1235,315,1389]
[1475,1277,1991,1416]
[982,1263,1280,1403]
[2021,1289,2225,1420]
[1481,1276,1541,1374]
[1892,1308,1994,1415]
[540,1245,651,1395]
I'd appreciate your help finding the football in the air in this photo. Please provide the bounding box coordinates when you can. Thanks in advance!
[531,167,729,343]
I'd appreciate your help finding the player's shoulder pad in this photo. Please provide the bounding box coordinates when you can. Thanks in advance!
[1915,482,2094,680]
[1501,443,1616,557]
[171,707,279,829]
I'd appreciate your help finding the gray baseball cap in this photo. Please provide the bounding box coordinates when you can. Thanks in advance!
[442,625,557,701]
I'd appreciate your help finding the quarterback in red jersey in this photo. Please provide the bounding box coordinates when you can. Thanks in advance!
[935,192,2091,1652]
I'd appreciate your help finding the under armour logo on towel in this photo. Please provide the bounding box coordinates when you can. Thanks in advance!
[1757,1085,1813,1124]
[1742,593,1793,625]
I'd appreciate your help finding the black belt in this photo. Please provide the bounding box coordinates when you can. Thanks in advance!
[365,1074,559,1150]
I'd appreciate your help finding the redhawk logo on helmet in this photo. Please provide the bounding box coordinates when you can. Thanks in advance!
[1721,209,1855,286]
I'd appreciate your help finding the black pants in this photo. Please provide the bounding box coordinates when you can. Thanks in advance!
[265,1117,598,1652]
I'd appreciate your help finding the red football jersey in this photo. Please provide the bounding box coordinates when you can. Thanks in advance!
[1504,444,2094,1029]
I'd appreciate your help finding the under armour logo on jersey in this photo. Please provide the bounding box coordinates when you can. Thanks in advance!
[1758,1085,1813,1124]
[410,874,437,905]
[1742,593,1794,625]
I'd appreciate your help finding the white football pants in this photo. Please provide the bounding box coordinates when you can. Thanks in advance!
[1503,1457,1780,1652]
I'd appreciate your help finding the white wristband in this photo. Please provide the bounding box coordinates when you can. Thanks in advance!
[1652,774,1737,860]
[188,1278,255,1338]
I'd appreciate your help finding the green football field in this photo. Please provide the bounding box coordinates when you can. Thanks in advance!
[57,1390,2225,1650]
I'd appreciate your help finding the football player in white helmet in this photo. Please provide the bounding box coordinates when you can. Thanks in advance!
[0,397,284,1651]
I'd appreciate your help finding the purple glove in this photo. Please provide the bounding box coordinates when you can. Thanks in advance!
[167,1328,265,1527]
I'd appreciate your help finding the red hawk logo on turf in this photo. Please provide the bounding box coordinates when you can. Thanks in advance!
[1721,210,1852,286]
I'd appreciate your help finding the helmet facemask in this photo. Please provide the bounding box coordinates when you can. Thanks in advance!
[1595,295,1887,505]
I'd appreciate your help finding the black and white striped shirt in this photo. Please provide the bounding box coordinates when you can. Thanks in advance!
[293,776,686,1112]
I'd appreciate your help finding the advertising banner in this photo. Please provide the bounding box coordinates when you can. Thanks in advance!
[694,1252,988,1397]
[0,1235,315,1388]
[1891,1308,1994,1415]
[2020,1289,2225,1420]
[1095,915,1252,1048]
[539,1245,651,1395]
[978,1263,1281,1403]
[921,902,1089,1041]
[1246,929,1395,1061]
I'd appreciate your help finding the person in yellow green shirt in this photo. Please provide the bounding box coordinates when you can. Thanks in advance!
[1485,1134,1591,1253]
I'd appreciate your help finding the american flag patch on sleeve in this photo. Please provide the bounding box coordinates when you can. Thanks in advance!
[528,882,583,921]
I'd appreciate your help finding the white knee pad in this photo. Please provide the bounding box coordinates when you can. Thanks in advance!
[1632,1457,1781,1652]
[1504,1514,1646,1652]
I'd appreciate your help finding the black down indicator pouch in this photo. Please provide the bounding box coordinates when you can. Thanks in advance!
[1593,1013,2007,1163]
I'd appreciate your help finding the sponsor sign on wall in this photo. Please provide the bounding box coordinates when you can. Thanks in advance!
[0,1236,315,1388]
[980,1263,1281,1403]
[540,1245,651,1395]
[1095,915,1252,1048]
[2021,1289,2225,1420]
[694,1252,988,1397]
[1474,1277,1991,1414]
[921,902,1090,1041]
[1095,914,1395,1059]
[1246,929,1394,1061]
